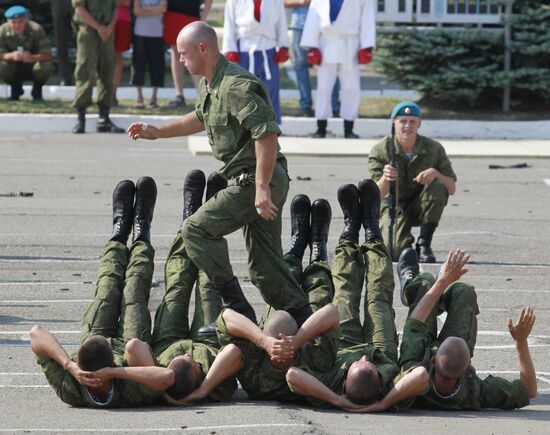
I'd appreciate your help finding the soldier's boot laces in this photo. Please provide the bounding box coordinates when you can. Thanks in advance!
[310,198,331,263]
[416,224,437,263]
[132,176,157,244]
[337,184,361,243]
[358,179,382,242]
[397,247,420,307]
[284,194,311,261]
[110,180,135,244]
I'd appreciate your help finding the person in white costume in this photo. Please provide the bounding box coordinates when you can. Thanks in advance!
[301,0,376,138]
[222,0,289,124]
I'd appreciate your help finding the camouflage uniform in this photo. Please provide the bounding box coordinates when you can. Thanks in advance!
[368,135,457,260]
[396,271,528,410]
[71,0,117,109]
[36,241,162,407]
[216,257,338,401]
[180,55,309,316]
[0,20,52,86]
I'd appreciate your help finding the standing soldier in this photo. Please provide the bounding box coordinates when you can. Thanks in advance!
[0,5,52,101]
[72,0,125,134]
[368,102,457,263]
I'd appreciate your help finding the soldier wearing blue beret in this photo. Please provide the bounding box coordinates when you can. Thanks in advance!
[368,101,457,264]
[0,5,52,100]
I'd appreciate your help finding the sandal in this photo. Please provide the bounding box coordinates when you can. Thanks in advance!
[168,95,185,108]
[134,101,145,109]
[148,101,159,109]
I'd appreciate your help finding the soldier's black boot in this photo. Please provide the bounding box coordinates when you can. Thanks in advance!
[182,169,206,223]
[397,247,420,306]
[344,120,359,139]
[337,184,361,243]
[31,82,44,101]
[205,171,228,201]
[358,179,382,242]
[97,104,125,133]
[216,277,257,323]
[9,82,24,101]
[132,176,157,244]
[72,107,86,134]
[284,194,311,261]
[416,223,437,263]
[288,304,313,328]
[310,198,331,263]
[311,119,327,138]
[110,180,135,244]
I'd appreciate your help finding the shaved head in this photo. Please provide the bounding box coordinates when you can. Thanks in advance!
[435,336,471,379]
[177,21,218,49]
[263,310,298,338]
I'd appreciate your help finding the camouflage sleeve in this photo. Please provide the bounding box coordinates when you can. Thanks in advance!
[399,318,432,371]
[36,354,87,407]
[300,326,340,373]
[367,139,389,183]
[435,141,457,181]
[35,25,52,54]
[0,33,7,55]
[226,80,281,139]
[478,376,530,410]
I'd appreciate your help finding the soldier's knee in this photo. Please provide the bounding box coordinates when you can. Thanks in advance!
[425,180,449,201]
[0,61,17,82]
[34,61,53,82]
[448,283,478,310]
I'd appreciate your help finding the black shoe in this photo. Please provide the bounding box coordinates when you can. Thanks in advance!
[301,108,314,117]
[344,132,359,139]
[310,198,331,263]
[337,184,361,243]
[398,247,420,306]
[288,304,313,328]
[196,323,217,336]
[96,117,125,133]
[284,194,311,261]
[110,180,135,244]
[9,83,23,101]
[182,169,206,222]
[31,82,44,101]
[416,224,437,263]
[132,176,157,243]
[344,120,359,139]
[311,119,327,138]
[216,277,257,323]
[72,108,86,134]
[205,171,228,202]
[358,179,382,242]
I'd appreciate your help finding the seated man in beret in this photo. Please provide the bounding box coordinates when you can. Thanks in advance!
[368,101,457,263]
[0,5,52,100]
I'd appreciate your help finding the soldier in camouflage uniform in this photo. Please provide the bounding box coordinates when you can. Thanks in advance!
[368,101,457,263]
[394,247,538,410]
[128,21,312,328]
[29,177,172,408]
[72,0,124,133]
[285,180,428,412]
[0,5,52,101]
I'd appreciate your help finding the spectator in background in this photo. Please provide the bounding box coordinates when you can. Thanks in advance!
[113,0,132,106]
[50,0,73,85]
[301,0,376,139]
[284,0,340,118]
[132,0,167,109]
[164,0,212,108]
[223,0,289,125]
[0,5,52,101]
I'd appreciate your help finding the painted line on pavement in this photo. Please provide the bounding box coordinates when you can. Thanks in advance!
[0,424,312,432]
[536,376,550,384]
[476,344,550,350]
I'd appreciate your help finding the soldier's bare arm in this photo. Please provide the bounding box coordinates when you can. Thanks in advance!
[254,134,279,220]
[94,366,175,393]
[128,112,205,140]
[287,304,339,350]
[509,307,537,399]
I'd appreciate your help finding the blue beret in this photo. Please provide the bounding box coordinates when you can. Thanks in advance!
[5,5,27,19]
[391,101,421,119]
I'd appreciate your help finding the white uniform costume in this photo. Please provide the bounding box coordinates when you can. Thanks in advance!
[300,0,376,121]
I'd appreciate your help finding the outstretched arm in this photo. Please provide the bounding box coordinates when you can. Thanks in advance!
[411,249,469,323]
[128,112,205,140]
[289,304,339,349]
[509,307,537,399]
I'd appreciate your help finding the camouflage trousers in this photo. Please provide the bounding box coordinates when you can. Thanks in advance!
[381,180,449,260]
[73,26,115,109]
[332,238,398,363]
[0,60,52,85]
[80,241,155,344]
[404,273,479,356]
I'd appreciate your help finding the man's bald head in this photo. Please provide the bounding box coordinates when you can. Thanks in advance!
[177,21,219,49]
[435,336,471,379]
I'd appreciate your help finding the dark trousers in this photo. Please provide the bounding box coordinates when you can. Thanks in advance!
[131,35,165,87]
[51,0,73,82]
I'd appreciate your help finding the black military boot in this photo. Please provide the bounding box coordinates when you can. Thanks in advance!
[205,171,228,202]
[344,120,359,139]
[132,176,157,244]
[288,304,313,328]
[216,277,257,323]
[72,107,86,134]
[337,184,361,243]
[182,169,206,223]
[9,82,24,101]
[311,120,327,138]
[110,180,135,244]
[397,247,420,306]
[358,179,382,242]
[97,104,125,133]
[31,82,44,101]
[310,198,331,263]
[284,194,311,261]
[416,223,437,263]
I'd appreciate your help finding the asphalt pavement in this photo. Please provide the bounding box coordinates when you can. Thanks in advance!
[1,132,550,434]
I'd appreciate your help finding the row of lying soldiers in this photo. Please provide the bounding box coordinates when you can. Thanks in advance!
[30,170,537,411]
